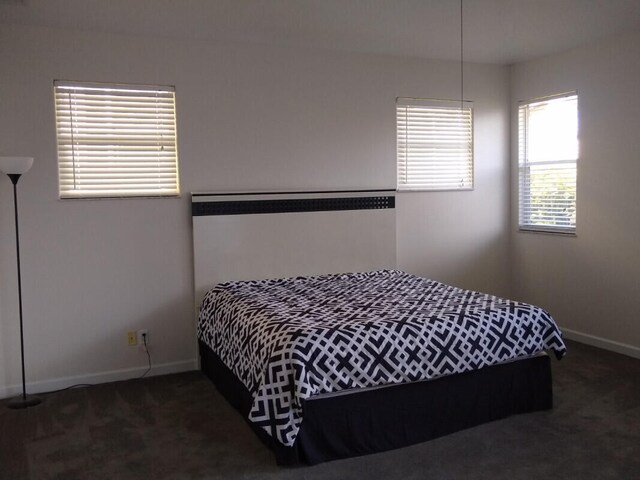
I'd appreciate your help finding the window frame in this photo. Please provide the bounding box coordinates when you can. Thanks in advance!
[54,80,180,200]
[396,97,474,192]
[518,92,578,235]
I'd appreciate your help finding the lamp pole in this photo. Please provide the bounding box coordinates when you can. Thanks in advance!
[1,157,41,409]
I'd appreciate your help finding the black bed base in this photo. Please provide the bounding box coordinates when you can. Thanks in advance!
[199,341,553,465]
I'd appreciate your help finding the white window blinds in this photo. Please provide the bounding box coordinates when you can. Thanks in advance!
[518,93,578,233]
[396,98,473,191]
[54,81,180,199]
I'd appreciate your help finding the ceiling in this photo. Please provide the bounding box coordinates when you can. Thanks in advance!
[1,0,640,64]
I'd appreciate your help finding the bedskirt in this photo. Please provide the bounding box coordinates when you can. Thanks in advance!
[199,340,553,465]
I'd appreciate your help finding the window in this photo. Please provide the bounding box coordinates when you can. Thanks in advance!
[396,98,473,191]
[54,81,179,199]
[518,93,578,233]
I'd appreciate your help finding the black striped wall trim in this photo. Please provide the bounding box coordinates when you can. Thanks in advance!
[192,195,395,216]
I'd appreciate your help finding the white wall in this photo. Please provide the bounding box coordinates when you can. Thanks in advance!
[397,65,510,293]
[510,29,640,356]
[0,24,510,396]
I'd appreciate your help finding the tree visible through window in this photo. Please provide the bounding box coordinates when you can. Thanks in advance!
[518,93,578,233]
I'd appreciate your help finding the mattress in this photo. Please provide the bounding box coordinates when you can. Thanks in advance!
[197,270,566,447]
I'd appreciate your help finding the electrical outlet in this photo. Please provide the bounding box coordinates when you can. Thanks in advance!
[128,331,137,346]
[137,329,148,346]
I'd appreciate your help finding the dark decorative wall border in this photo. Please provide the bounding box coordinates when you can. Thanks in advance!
[192,190,395,216]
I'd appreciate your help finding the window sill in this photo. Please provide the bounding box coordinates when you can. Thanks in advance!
[397,187,474,193]
[59,194,182,201]
[518,227,576,237]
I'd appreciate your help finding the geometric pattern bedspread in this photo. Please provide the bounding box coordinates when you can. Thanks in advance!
[197,270,566,447]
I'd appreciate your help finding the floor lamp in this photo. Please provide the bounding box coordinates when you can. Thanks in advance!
[0,156,41,409]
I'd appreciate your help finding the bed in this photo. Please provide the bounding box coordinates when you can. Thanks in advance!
[191,191,566,465]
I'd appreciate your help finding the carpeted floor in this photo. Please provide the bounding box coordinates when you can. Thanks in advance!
[1,340,639,480]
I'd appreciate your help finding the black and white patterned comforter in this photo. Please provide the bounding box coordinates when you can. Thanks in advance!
[197,270,566,447]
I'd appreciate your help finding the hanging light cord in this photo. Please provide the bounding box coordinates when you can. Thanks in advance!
[460,0,464,109]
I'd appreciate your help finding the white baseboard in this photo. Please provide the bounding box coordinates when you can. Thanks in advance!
[0,358,198,400]
[562,328,640,360]
[3,330,636,399]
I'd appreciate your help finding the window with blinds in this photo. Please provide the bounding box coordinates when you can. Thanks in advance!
[396,98,473,191]
[518,93,578,234]
[54,81,179,199]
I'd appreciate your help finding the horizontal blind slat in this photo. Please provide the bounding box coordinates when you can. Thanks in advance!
[518,94,577,232]
[397,101,473,191]
[55,81,180,198]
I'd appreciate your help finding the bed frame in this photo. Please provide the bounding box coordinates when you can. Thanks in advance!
[191,190,553,465]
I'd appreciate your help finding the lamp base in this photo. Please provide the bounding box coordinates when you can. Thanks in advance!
[7,394,42,409]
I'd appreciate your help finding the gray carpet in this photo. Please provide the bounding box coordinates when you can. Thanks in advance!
[1,340,639,480]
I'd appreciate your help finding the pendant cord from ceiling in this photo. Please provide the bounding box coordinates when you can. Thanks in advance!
[460,0,464,109]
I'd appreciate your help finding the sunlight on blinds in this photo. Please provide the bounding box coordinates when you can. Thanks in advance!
[54,81,180,199]
[396,98,473,191]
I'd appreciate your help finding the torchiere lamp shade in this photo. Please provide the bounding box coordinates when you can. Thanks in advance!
[0,156,34,175]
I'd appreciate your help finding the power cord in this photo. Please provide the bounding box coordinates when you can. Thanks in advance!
[39,383,94,395]
[140,332,152,378]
